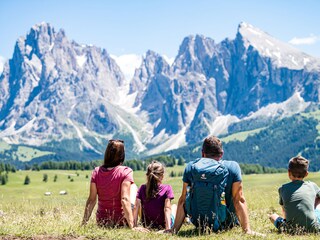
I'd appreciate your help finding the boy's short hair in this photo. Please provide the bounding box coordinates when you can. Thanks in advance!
[288,156,309,178]
[202,136,223,158]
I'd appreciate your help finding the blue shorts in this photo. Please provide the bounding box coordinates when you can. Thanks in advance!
[170,214,175,228]
[274,217,286,229]
[274,209,320,229]
[315,209,320,223]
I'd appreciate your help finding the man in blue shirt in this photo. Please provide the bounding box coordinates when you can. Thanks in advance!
[172,135,257,235]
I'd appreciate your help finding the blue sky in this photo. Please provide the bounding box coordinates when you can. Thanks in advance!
[0,0,320,60]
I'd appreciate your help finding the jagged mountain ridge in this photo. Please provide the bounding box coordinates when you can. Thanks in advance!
[0,22,149,158]
[132,22,320,145]
[0,22,320,161]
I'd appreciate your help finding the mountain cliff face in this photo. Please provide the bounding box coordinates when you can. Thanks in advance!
[130,22,320,144]
[0,23,139,157]
[222,23,320,116]
[1,22,320,161]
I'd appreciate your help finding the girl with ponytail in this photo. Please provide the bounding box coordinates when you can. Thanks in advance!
[133,160,176,231]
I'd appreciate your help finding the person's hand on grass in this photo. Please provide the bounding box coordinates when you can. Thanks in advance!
[133,226,150,233]
[156,229,173,234]
[245,229,266,237]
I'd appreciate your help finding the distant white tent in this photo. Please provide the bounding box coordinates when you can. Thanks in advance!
[59,190,67,195]
[44,192,51,196]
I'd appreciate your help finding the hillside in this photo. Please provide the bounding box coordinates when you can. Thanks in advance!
[168,112,320,171]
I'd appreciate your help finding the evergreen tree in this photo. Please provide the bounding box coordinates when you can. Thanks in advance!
[0,175,6,185]
[169,171,177,177]
[43,173,48,182]
[24,175,30,185]
[177,156,185,166]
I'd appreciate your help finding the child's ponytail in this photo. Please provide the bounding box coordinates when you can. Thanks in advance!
[146,161,164,200]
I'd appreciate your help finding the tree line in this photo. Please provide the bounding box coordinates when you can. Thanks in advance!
[0,157,286,186]
[0,162,16,172]
[239,163,286,174]
[22,155,184,172]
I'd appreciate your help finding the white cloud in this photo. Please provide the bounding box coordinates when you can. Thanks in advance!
[0,56,6,74]
[162,55,175,65]
[289,35,320,45]
[110,54,142,81]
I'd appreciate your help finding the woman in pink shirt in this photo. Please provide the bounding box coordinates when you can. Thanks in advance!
[82,139,136,228]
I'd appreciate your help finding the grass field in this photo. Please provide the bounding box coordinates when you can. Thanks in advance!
[0,166,320,239]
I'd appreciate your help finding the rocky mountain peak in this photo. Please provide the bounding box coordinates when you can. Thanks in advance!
[23,22,59,56]
[144,50,170,74]
[29,22,55,37]
[1,22,320,161]
[236,22,320,70]
[173,34,216,74]
[129,50,169,96]
[175,35,214,58]
[0,23,127,154]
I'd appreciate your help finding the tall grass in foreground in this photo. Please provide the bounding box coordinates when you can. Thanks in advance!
[0,168,319,239]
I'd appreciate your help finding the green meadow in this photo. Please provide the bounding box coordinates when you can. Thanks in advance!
[0,167,320,239]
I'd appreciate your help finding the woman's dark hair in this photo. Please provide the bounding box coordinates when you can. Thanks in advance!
[146,161,164,200]
[103,139,125,168]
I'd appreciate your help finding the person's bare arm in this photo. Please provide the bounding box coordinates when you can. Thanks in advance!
[281,206,286,219]
[232,181,251,233]
[82,182,97,225]
[172,182,188,233]
[132,198,150,232]
[133,198,141,227]
[164,198,172,230]
[121,181,134,228]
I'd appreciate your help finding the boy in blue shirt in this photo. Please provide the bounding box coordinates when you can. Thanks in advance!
[269,156,320,233]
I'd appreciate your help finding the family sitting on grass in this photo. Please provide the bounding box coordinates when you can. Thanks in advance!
[82,136,320,236]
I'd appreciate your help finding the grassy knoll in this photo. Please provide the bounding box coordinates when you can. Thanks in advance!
[0,140,54,162]
[15,146,54,162]
[0,167,320,239]
[0,140,11,151]
[221,127,265,143]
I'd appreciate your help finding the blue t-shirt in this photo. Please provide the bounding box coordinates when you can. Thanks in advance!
[183,158,242,216]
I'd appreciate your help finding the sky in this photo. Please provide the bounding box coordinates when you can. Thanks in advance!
[0,0,320,66]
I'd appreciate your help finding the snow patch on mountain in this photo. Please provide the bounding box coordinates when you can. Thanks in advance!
[0,118,44,146]
[246,92,310,120]
[0,56,6,74]
[146,127,187,155]
[116,115,146,152]
[205,115,240,136]
[76,54,86,68]
[67,119,101,153]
